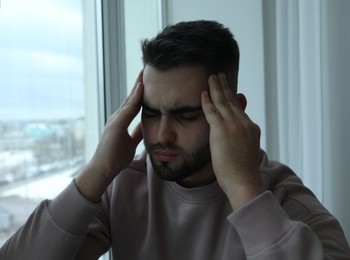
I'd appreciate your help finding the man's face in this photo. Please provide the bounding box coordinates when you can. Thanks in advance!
[142,65,213,186]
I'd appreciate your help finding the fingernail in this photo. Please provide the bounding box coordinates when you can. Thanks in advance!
[210,75,217,82]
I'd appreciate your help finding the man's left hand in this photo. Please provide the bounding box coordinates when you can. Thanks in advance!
[201,73,266,210]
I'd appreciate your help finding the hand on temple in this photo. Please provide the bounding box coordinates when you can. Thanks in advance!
[75,71,144,202]
[201,73,266,210]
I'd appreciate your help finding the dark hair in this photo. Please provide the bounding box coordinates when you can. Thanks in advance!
[141,20,240,92]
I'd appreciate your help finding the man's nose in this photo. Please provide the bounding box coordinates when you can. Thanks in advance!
[157,116,176,143]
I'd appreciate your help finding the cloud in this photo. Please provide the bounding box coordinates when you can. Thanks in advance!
[0,0,86,121]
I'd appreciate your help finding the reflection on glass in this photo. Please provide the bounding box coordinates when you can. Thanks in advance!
[0,0,87,246]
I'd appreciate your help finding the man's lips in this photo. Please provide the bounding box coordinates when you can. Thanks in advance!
[154,150,178,162]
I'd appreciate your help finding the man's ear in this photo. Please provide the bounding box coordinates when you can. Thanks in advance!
[234,93,247,111]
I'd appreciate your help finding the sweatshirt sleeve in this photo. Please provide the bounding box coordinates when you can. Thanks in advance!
[227,191,350,260]
[0,180,107,260]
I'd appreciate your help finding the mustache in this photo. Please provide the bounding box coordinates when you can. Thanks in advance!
[148,142,182,152]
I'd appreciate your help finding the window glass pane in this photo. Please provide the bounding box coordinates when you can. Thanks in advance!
[124,0,161,154]
[0,0,100,247]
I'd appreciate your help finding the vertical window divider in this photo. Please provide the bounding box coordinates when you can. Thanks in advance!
[101,0,127,122]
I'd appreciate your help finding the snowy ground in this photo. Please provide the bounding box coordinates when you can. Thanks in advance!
[0,166,78,246]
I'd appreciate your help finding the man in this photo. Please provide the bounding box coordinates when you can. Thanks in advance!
[1,20,350,259]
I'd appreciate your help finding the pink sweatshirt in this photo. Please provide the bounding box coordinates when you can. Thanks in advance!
[1,150,350,259]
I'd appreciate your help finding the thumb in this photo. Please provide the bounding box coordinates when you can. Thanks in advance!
[130,122,143,148]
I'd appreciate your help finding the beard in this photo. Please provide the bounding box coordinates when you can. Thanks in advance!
[144,141,211,182]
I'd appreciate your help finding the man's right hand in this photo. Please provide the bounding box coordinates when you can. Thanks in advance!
[75,71,144,202]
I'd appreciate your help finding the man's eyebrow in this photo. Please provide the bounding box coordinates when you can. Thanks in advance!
[170,106,203,114]
[141,102,202,114]
[141,102,159,112]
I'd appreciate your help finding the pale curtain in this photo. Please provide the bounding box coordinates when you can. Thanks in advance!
[263,0,350,240]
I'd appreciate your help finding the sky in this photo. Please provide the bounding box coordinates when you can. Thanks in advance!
[0,0,85,121]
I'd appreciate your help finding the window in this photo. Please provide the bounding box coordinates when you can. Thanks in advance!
[0,0,162,258]
[0,0,101,249]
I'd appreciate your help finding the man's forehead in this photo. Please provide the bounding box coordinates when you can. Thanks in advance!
[142,65,207,110]
[142,100,203,114]
[142,96,202,112]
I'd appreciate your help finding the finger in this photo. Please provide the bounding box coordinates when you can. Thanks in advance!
[201,90,223,125]
[218,74,244,111]
[120,70,144,107]
[117,82,144,128]
[130,122,143,147]
[132,70,144,92]
[207,75,234,119]
[230,98,251,123]
[107,82,144,129]
[218,73,233,101]
[111,70,143,120]
[217,74,251,121]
